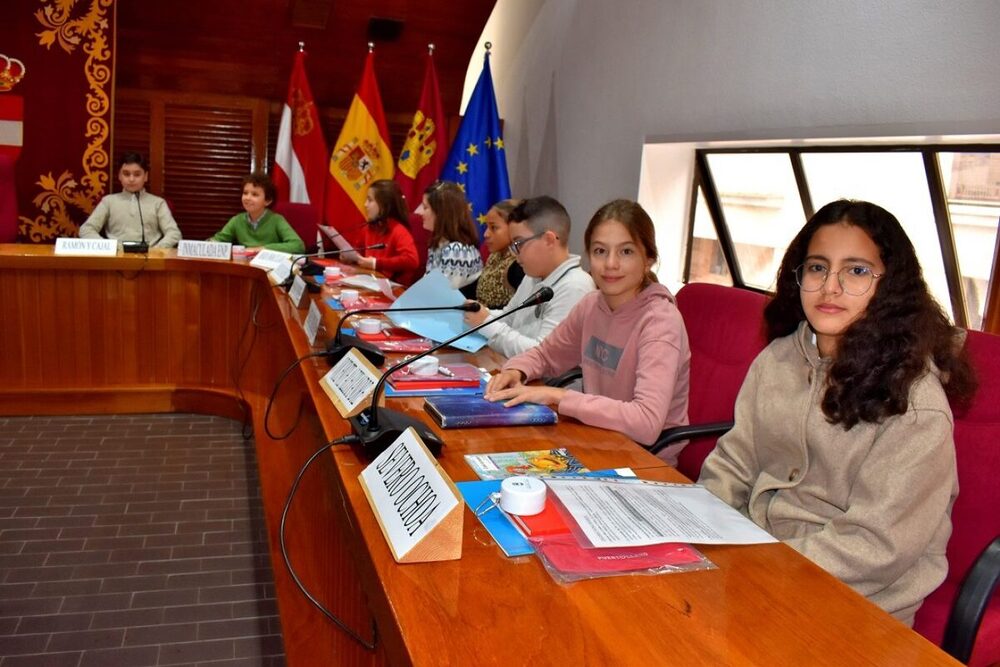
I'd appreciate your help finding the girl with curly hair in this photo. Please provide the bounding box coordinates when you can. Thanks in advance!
[698,199,975,626]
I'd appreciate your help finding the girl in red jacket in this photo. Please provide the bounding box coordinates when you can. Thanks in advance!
[349,179,420,286]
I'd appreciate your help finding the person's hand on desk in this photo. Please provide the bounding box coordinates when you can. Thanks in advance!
[356,256,376,270]
[463,300,490,327]
[486,382,567,408]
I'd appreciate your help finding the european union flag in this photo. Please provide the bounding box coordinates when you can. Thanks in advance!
[440,50,511,240]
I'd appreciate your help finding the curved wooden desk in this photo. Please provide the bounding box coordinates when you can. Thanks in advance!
[1,245,958,666]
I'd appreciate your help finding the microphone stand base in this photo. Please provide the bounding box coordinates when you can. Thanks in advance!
[349,408,443,460]
[326,335,385,368]
[122,241,149,254]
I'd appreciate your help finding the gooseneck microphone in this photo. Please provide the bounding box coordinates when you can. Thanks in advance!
[279,244,387,286]
[348,286,555,459]
[122,191,149,254]
[328,302,482,367]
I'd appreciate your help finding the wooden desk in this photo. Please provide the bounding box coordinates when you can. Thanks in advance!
[1,245,958,666]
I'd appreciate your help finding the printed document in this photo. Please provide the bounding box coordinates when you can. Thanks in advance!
[544,478,777,547]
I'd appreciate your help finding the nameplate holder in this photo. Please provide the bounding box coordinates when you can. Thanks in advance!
[54,238,117,256]
[268,259,293,286]
[303,300,322,346]
[288,274,308,308]
[359,427,462,563]
[319,347,383,418]
[178,240,232,260]
[250,249,292,278]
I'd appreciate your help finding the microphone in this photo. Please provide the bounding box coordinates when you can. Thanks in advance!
[122,191,149,254]
[348,286,555,459]
[327,302,482,367]
[281,244,387,285]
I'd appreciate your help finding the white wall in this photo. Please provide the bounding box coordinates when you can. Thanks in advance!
[468,0,1000,252]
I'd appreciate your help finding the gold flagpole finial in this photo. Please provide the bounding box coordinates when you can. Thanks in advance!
[367,42,374,53]
[298,41,305,52]
[428,43,435,55]
[484,42,492,52]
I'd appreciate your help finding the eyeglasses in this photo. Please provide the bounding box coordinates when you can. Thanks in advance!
[509,231,549,256]
[795,263,883,296]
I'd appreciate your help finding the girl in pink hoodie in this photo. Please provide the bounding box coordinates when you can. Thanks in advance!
[485,200,691,464]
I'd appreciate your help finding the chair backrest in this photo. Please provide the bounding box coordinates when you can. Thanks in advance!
[674,282,769,480]
[406,211,429,279]
[943,330,1000,585]
[273,202,320,253]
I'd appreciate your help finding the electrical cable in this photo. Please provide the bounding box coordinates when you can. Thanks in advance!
[263,351,327,441]
[279,434,377,650]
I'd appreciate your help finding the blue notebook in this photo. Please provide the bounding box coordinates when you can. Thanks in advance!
[423,395,558,429]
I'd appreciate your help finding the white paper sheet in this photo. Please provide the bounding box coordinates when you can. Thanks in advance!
[544,478,777,547]
[388,270,488,353]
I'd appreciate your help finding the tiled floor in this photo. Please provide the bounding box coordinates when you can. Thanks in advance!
[0,414,286,667]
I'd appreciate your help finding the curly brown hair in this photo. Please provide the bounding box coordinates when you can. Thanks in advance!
[764,199,976,428]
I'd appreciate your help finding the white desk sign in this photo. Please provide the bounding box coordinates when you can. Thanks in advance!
[249,249,292,271]
[268,259,293,286]
[178,239,232,260]
[288,274,308,308]
[303,299,322,346]
[359,428,462,563]
[319,347,382,417]
[54,238,117,256]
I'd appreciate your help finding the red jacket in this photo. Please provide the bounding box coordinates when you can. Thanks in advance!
[362,219,420,286]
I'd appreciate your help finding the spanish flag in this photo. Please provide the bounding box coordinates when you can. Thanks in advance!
[324,50,393,248]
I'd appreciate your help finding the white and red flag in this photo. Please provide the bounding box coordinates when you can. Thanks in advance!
[273,47,328,208]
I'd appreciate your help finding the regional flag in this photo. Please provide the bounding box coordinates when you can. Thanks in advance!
[440,49,510,240]
[273,48,328,208]
[325,50,393,248]
[396,47,448,268]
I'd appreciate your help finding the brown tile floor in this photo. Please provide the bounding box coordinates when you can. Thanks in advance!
[0,414,286,667]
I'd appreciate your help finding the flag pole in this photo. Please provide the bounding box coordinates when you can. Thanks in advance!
[428,43,435,55]
[298,41,305,52]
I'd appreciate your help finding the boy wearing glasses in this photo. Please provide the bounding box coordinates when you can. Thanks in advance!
[465,196,594,357]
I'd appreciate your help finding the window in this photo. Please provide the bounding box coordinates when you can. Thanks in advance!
[639,139,1000,331]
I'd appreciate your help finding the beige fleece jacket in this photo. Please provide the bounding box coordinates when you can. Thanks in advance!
[699,321,957,626]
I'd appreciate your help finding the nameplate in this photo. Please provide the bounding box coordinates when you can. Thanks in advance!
[54,238,117,256]
[359,428,462,563]
[288,274,308,308]
[269,259,293,286]
[303,299,322,345]
[249,248,292,271]
[177,240,232,260]
[319,347,382,417]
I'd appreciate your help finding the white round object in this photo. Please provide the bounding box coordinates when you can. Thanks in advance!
[357,318,381,335]
[340,288,359,305]
[324,266,341,279]
[499,476,547,516]
[406,356,439,376]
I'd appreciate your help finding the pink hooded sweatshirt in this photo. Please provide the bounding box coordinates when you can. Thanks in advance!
[503,283,691,464]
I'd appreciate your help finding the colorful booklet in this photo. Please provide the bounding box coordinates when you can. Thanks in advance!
[465,448,588,481]
[352,327,436,353]
[385,378,487,398]
[423,395,558,429]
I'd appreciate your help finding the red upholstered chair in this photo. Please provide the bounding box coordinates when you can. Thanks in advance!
[914,329,1000,666]
[650,282,769,480]
[273,202,320,253]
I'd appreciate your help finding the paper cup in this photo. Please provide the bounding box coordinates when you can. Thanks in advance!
[357,318,381,335]
[324,266,341,280]
[340,288,359,305]
[232,245,246,257]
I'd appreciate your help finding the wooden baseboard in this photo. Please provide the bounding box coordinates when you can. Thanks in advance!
[0,385,248,421]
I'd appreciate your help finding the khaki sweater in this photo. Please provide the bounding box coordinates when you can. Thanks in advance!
[699,321,956,626]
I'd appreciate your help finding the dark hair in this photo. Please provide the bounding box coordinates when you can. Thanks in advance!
[584,199,659,287]
[368,179,409,231]
[508,196,570,246]
[424,181,480,247]
[243,172,277,205]
[765,199,976,428]
[118,151,149,172]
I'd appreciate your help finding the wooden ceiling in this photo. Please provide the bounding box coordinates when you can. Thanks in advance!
[115,0,498,115]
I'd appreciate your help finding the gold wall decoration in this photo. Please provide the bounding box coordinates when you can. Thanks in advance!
[17,0,114,242]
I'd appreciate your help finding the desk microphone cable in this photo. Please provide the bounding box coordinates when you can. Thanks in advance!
[263,351,327,440]
[280,434,378,650]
